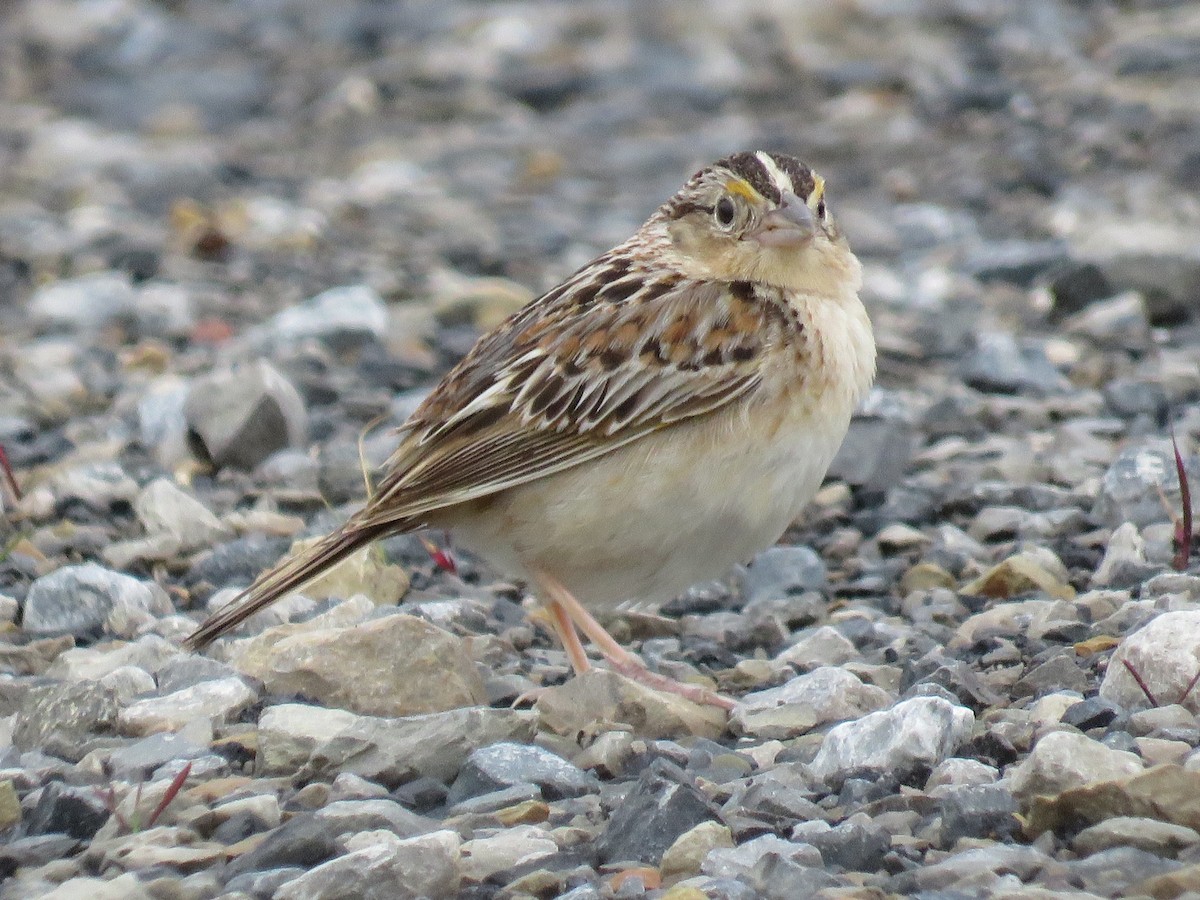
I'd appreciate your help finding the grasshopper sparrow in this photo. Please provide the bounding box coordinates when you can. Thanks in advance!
[186,151,876,710]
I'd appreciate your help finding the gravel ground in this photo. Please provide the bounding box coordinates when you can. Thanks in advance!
[2,1,1200,898]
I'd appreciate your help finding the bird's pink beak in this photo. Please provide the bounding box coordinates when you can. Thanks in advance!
[749,191,815,248]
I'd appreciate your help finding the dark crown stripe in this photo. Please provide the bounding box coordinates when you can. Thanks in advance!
[714,152,816,202]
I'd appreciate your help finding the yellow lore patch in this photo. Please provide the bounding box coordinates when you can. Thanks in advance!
[725,178,763,202]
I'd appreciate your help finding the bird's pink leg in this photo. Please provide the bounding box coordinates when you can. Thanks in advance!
[533,570,735,711]
[548,599,592,675]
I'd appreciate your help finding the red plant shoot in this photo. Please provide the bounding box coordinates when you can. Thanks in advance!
[1171,426,1193,571]
[0,443,20,504]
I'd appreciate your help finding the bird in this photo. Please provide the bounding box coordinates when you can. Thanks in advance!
[185,151,876,710]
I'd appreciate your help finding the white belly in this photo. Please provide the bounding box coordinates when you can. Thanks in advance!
[447,395,853,611]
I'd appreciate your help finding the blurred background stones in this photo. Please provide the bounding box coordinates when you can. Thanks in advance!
[0,0,1199,897]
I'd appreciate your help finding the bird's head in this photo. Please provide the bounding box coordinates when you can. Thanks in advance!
[652,151,860,297]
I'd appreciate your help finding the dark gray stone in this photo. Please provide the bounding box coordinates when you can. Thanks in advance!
[108,731,210,779]
[960,331,1069,396]
[963,239,1069,287]
[1062,697,1122,731]
[802,821,890,872]
[1047,261,1113,317]
[186,536,291,593]
[939,784,1019,843]
[827,415,916,494]
[220,814,339,880]
[1012,654,1091,699]
[26,783,109,840]
[738,546,827,605]
[597,758,721,865]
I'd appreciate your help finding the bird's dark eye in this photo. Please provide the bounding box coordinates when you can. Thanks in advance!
[816,199,827,220]
[714,197,736,228]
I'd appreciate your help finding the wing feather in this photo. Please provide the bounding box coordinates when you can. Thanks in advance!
[357,269,797,527]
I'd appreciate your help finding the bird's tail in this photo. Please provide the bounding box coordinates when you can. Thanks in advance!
[184,516,401,650]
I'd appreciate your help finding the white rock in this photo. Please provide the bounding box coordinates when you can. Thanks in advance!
[119,677,256,736]
[808,697,975,785]
[731,666,891,739]
[135,478,231,550]
[1100,610,1200,712]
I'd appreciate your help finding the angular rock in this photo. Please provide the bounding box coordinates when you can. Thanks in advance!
[134,478,231,550]
[221,814,341,881]
[26,783,110,840]
[597,758,721,865]
[960,552,1075,602]
[703,833,822,879]
[731,667,892,740]
[108,730,210,779]
[446,741,596,805]
[808,697,975,787]
[23,563,172,638]
[232,613,484,717]
[1091,522,1158,589]
[313,799,435,839]
[1073,815,1200,858]
[774,625,860,669]
[661,821,735,884]
[797,818,891,872]
[183,360,307,470]
[938,784,1019,843]
[960,330,1069,395]
[269,536,409,607]
[827,413,916,494]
